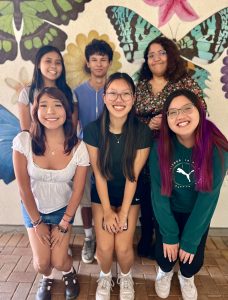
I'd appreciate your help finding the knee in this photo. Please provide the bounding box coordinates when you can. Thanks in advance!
[96,243,114,259]
[33,257,51,274]
[51,255,70,271]
[115,242,132,258]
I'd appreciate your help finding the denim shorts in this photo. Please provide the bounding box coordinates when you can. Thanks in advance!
[21,202,75,228]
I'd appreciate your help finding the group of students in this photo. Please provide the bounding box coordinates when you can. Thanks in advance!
[12,37,228,300]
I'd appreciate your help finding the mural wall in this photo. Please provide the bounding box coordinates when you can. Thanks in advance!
[0,0,227,226]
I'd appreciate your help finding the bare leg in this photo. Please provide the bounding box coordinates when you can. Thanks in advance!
[115,205,139,273]
[92,203,114,273]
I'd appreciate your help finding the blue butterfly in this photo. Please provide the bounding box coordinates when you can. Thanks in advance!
[0,0,91,63]
[106,6,228,95]
[0,105,20,184]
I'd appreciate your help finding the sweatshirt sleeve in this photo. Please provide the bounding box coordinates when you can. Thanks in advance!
[149,143,179,244]
[180,149,228,254]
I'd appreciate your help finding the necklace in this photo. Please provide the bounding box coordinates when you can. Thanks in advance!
[113,133,122,144]
[46,143,63,156]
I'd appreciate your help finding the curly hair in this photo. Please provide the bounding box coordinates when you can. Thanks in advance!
[139,37,187,82]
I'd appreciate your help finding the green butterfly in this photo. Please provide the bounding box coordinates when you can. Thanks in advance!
[0,0,91,63]
[106,6,228,94]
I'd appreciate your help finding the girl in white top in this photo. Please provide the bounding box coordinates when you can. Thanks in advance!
[18,45,78,131]
[13,87,89,300]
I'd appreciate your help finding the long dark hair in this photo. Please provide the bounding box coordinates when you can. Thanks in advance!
[158,89,228,196]
[139,37,187,82]
[98,72,139,181]
[31,87,77,155]
[29,46,74,112]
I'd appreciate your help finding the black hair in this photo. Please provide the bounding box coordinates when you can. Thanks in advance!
[85,39,113,62]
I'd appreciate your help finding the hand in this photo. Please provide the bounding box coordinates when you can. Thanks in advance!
[179,249,195,264]
[34,223,51,246]
[50,225,65,249]
[163,243,179,262]
[103,209,119,234]
[148,114,162,130]
[117,210,128,232]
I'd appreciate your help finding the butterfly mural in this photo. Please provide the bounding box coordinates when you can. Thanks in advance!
[0,105,20,184]
[106,6,228,95]
[0,0,91,64]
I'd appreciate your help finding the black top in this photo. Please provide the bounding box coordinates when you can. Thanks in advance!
[84,117,152,197]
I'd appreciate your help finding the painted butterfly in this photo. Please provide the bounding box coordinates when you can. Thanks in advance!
[0,0,91,64]
[0,105,20,184]
[106,6,228,95]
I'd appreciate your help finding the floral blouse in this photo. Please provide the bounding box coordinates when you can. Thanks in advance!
[135,75,207,124]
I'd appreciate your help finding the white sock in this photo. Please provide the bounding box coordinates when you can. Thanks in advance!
[120,269,131,277]
[100,270,111,277]
[62,266,74,275]
[84,228,94,239]
[43,272,54,279]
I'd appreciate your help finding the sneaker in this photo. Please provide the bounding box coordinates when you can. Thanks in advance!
[155,267,174,298]
[36,278,54,300]
[178,271,197,300]
[96,275,114,300]
[81,237,96,263]
[62,267,80,300]
[117,273,135,300]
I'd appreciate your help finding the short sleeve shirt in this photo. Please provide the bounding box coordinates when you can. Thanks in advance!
[83,118,152,196]
[12,132,89,213]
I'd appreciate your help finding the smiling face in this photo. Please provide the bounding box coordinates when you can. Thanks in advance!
[87,54,111,78]
[167,95,200,145]
[104,78,135,121]
[147,43,168,78]
[37,93,66,130]
[39,51,63,85]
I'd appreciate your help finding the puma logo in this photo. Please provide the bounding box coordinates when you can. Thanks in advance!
[176,168,194,182]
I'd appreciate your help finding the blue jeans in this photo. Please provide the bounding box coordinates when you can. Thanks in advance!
[21,202,75,228]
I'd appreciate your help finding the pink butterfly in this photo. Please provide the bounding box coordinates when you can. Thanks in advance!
[144,0,199,27]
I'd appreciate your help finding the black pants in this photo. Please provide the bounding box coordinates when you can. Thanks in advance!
[138,170,154,244]
[155,211,209,278]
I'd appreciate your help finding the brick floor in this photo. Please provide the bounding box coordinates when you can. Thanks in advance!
[0,231,228,299]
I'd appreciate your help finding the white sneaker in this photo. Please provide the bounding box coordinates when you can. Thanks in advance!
[96,275,114,300]
[155,267,174,298]
[178,271,197,300]
[81,237,96,263]
[117,273,135,300]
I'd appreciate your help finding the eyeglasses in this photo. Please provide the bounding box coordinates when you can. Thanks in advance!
[105,91,133,102]
[167,103,195,119]
[147,50,167,60]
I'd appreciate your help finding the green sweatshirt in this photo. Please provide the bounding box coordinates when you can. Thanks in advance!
[149,136,228,254]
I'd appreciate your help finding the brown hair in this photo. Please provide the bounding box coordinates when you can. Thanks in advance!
[31,87,77,155]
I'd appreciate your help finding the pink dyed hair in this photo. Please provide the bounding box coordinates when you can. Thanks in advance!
[158,89,228,196]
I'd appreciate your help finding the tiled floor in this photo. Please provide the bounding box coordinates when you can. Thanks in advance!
[0,229,228,299]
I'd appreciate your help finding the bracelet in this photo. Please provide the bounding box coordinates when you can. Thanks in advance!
[22,129,30,133]
[32,217,43,227]
[58,225,68,234]
[64,212,73,219]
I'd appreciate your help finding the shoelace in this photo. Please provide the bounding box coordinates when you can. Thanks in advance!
[97,276,114,292]
[84,239,94,252]
[117,275,134,293]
